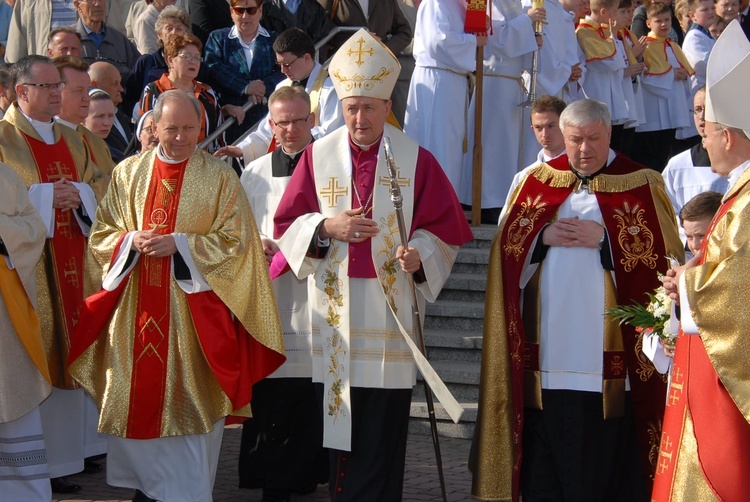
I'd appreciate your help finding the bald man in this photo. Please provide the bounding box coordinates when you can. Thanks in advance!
[89,61,133,155]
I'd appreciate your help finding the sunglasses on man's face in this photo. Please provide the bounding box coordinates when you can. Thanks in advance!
[232,6,260,15]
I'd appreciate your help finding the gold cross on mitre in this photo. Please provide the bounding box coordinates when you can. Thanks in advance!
[347,37,375,67]
[319,177,349,207]
[378,170,412,188]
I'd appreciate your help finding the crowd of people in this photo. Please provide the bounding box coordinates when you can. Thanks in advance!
[1,0,749,501]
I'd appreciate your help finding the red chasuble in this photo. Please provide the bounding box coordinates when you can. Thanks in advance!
[652,188,750,502]
[495,154,671,501]
[25,133,86,387]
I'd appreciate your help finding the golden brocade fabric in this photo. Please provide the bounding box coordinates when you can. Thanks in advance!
[69,149,284,438]
[0,103,109,389]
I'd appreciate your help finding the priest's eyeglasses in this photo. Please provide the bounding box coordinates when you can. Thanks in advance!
[278,56,300,69]
[691,106,705,116]
[273,115,310,129]
[22,81,65,91]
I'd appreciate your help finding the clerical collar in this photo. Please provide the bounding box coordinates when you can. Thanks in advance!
[20,108,56,144]
[156,145,196,164]
[727,159,750,191]
[292,75,310,88]
[569,150,616,193]
[282,139,312,158]
[351,134,382,151]
[55,116,78,130]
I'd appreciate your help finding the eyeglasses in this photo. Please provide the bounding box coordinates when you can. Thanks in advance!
[177,53,203,62]
[78,0,106,5]
[231,6,260,15]
[22,81,65,91]
[141,125,155,136]
[278,56,300,69]
[273,115,310,129]
[691,106,705,116]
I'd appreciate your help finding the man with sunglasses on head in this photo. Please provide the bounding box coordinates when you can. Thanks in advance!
[0,54,108,495]
[215,28,343,165]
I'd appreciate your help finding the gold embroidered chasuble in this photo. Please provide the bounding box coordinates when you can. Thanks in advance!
[0,164,51,423]
[653,165,750,501]
[276,124,461,451]
[69,149,285,438]
[471,157,684,501]
[0,102,108,389]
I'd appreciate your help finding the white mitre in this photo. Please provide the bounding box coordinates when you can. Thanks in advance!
[328,29,401,100]
[704,20,750,137]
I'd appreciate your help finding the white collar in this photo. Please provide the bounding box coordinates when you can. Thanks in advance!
[726,159,750,192]
[55,116,79,130]
[20,108,56,143]
[228,24,270,46]
[282,139,312,157]
[156,145,196,164]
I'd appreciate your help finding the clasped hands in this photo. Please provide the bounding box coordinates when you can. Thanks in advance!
[53,178,82,210]
[660,252,702,305]
[320,206,421,273]
[132,230,177,257]
[542,216,604,248]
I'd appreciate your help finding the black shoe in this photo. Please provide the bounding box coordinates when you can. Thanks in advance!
[84,458,103,473]
[133,489,158,502]
[50,477,82,494]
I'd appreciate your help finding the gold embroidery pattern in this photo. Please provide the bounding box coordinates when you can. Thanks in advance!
[503,195,548,261]
[332,67,394,92]
[612,202,658,272]
[610,355,625,376]
[634,331,657,382]
[509,317,523,368]
[322,242,346,422]
[377,212,400,315]
[319,177,348,207]
[346,37,375,66]
[649,420,664,475]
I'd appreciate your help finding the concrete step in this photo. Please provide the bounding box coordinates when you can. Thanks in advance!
[413,379,479,402]
[451,261,489,275]
[437,288,486,303]
[425,314,484,332]
[425,300,485,332]
[461,225,497,249]
[419,359,481,386]
[408,402,478,439]
[455,247,491,266]
[442,272,487,292]
[423,330,483,363]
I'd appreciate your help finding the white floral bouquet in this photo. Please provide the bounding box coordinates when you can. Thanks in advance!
[606,276,676,344]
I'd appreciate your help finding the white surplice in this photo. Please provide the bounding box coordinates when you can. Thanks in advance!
[240,151,313,378]
[459,0,539,207]
[636,45,692,134]
[404,0,479,192]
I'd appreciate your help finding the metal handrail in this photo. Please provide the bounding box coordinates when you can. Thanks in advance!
[201,25,367,154]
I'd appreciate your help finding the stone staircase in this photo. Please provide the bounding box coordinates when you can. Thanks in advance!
[409,224,495,439]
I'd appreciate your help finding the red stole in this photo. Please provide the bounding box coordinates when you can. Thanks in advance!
[25,133,85,384]
[653,188,750,502]
[500,155,669,500]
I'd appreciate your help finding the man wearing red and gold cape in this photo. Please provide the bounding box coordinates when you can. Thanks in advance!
[0,54,108,493]
[471,99,683,502]
[68,90,285,502]
[654,20,750,502]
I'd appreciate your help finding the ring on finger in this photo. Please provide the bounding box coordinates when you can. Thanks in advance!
[354,231,361,238]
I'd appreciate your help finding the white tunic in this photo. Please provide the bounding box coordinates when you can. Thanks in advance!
[458,0,539,207]
[240,150,313,378]
[236,63,343,165]
[682,27,715,94]
[579,18,629,125]
[0,408,51,501]
[661,147,728,242]
[636,45,691,134]
[404,0,478,192]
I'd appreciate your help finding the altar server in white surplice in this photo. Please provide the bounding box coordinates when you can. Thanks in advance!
[274,30,473,502]
[0,164,52,502]
[404,0,487,193]
[459,0,545,215]
[238,85,326,501]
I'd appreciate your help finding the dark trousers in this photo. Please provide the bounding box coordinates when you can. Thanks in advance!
[238,378,327,493]
[632,129,677,172]
[326,386,413,502]
[520,389,648,502]
[610,124,635,157]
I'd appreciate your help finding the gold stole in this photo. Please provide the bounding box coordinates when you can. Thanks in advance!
[310,124,416,451]
[644,32,695,76]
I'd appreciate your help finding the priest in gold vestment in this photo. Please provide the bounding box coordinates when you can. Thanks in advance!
[0,164,52,501]
[69,90,286,502]
[0,54,108,492]
[653,21,750,502]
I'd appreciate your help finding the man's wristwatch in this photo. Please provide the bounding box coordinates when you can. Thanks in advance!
[598,228,607,250]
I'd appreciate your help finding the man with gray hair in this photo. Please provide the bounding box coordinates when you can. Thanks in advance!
[68,90,286,502]
[472,98,683,501]
[46,27,83,58]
